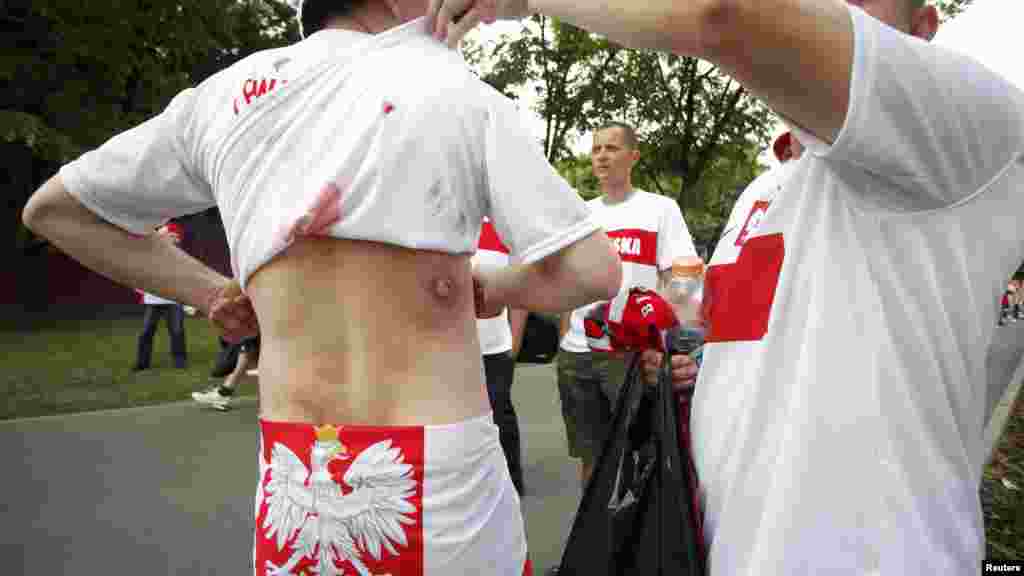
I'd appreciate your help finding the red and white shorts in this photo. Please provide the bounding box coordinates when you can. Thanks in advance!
[254,413,532,575]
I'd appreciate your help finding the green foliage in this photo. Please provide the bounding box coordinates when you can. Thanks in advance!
[472,16,624,164]
[468,18,773,253]
[2,0,298,153]
[0,110,81,165]
[935,0,972,21]
[1,0,299,257]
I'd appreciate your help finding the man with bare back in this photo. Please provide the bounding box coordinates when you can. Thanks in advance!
[20,0,621,573]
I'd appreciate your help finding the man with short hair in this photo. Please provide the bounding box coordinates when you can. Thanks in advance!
[21,0,624,573]
[714,131,804,263]
[557,121,697,488]
[429,0,1024,573]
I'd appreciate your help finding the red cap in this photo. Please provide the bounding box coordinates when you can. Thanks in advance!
[585,288,680,353]
[773,132,794,163]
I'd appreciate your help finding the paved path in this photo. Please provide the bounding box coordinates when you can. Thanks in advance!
[2,322,1022,575]
[0,364,580,575]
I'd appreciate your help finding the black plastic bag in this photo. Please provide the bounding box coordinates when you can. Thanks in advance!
[516,312,560,364]
[558,333,705,575]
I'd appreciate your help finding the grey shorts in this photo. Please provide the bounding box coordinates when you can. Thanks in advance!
[555,349,631,467]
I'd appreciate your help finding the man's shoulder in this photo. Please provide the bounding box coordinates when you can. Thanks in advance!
[742,166,785,195]
[376,41,503,113]
[633,189,680,212]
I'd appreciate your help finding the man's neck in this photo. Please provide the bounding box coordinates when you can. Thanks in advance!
[325,5,404,35]
[601,182,635,204]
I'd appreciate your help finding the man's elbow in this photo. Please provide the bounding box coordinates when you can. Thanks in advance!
[22,181,56,235]
[685,0,743,61]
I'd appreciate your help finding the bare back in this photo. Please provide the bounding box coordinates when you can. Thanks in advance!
[246,236,489,425]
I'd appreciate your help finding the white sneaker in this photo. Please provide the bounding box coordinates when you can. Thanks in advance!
[192,386,233,411]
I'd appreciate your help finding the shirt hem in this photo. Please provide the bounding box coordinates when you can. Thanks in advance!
[515,214,602,265]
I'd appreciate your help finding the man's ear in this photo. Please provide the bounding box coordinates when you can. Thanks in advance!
[913,5,940,41]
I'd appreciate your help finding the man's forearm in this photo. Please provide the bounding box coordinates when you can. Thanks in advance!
[528,0,712,55]
[488,263,584,313]
[486,231,620,313]
[22,176,229,314]
[526,0,852,143]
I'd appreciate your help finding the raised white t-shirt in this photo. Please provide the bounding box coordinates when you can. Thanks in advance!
[58,18,598,290]
[560,189,697,353]
[473,219,513,356]
[694,6,1024,575]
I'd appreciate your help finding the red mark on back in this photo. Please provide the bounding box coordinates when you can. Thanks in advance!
[383,101,395,114]
[280,182,345,245]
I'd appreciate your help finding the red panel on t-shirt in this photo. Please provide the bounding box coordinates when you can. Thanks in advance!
[704,233,785,343]
[606,228,658,266]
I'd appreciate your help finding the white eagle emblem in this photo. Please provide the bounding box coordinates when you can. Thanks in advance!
[261,425,418,576]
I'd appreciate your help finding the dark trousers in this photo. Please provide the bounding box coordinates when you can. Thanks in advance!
[135,304,187,368]
[483,352,524,494]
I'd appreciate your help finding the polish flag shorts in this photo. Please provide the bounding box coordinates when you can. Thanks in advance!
[254,413,532,575]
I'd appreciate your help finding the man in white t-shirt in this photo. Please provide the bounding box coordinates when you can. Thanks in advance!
[430,0,1024,573]
[714,131,804,262]
[557,122,697,488]
[21,0,624,573]
[473,217,528,494]
[133,221,188,371]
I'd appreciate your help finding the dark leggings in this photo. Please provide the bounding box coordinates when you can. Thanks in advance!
[483,352,524,495]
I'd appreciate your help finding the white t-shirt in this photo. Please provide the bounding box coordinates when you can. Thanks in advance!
[473,219,513,356]
[560,189,697,353]
[59,18,598,290]
[717,162,797,254]
[136,290,178,306]
[694,6,1024,575]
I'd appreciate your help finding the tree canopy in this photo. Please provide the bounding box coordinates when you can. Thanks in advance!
[467,17,773,250]
[2,0,298,257]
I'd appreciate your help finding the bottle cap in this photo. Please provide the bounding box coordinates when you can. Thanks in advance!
[672,256,705,279]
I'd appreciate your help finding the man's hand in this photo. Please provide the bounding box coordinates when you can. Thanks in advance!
[206,279,259,344]
[427,0,531,47]
[641,349,698,392]
[472,264,506,319]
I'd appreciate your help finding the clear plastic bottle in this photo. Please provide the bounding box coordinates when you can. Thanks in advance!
[667,257,704,327]
[666,256,706,358]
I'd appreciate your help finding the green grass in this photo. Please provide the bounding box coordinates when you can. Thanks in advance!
[1,315,225,420]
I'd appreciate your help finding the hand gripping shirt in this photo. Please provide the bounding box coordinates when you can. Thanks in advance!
[694,6,1024,575]
[59,18,598,290]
